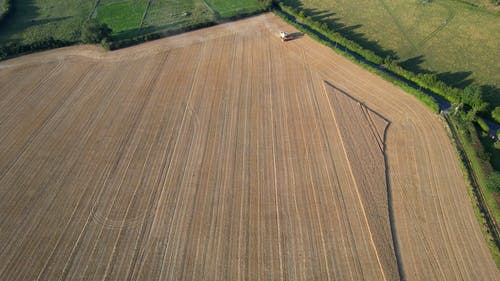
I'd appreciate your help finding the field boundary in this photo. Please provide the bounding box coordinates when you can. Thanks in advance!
[325,81,405,280]
[139,0,154,29]
[88,0,101,19]
[274,5,500,268]
[201,0,220,19]
[444,114,500,266]
[0,2,272,61]
[272,7,442,113]
[273,2,499,124]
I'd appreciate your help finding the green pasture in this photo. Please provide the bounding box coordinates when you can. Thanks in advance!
[0,0,265,44]
[95,0,148,36]
[0,0,94,43]
[206,0,264,18]
[282,0,499,106]
[140,0,214,37]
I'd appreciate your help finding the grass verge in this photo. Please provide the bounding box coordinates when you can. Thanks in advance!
[445,114,500,267]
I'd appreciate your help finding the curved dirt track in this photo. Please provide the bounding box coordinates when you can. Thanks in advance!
[0,13,498,281]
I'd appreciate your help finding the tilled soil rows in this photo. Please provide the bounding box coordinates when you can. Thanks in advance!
[0,13,497,281]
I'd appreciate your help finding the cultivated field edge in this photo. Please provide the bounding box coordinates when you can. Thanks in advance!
[272,4,500,268]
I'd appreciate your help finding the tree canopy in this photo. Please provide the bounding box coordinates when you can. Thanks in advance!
[461,84,488,114]
[81,20,112,44]
[492,107,500,123]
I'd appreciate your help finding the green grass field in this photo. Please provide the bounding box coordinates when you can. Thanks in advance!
[96,0,149,36]
[140,0,213,35]
[205,0,265,18]
[0,0,94,43]
[282,0,499,107]
[0,0,266,43]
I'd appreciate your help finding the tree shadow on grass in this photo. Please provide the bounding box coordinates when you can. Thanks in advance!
[437,71,474,89]
[283,1,499,114]
[300,7,398,59]
[111,20,193,40]
[481,85,500,108]
[0,0,74,45]
[28,16,71,26]
[281,0,304,9]
[0,0,39,35]
[399,55,433,74]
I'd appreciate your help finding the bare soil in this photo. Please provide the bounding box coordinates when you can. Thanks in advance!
[0,13,497,281]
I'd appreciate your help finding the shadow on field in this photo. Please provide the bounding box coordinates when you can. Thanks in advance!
[382,122,407,281]
[0,0,72,44]
[481,85,500,108]
[111,19,199,40]
[288,32,304,40]
[399,55,500,107]
[287,3,499,110]
[0,0,39,34]
[324,80,406,281]
[29,16,71,26]
[437,71,474,89]
[399,55,433,74]
[301,7,398,59]
[283,0,304,9]
[399,55,500,109]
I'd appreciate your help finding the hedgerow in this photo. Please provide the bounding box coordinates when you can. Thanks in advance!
[275,2,492,118]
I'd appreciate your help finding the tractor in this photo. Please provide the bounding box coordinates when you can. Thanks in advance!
[280,31,292,42]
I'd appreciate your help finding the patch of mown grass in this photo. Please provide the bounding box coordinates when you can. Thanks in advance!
[141,0,214,34]
[96,0,147,36]
[206,0,264,18]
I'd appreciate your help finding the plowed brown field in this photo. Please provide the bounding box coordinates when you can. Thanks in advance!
[0,13,498,281]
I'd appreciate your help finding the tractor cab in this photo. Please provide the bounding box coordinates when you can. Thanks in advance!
[280,31,292,42]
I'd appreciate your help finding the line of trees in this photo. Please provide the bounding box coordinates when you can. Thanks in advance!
[0,19,112,59]
[0,37,72,58]
[275,2,495,124]
[274,4,500,204]
[1,2,274,57]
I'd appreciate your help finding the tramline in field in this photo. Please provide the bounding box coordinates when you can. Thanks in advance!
[0,13,497,281]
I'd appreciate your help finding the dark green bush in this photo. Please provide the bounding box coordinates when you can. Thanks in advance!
[81,20,112,44]
[476,117,490,133]
[487,172,500,192]
[0,37,72,60]
[492,107,500,123]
